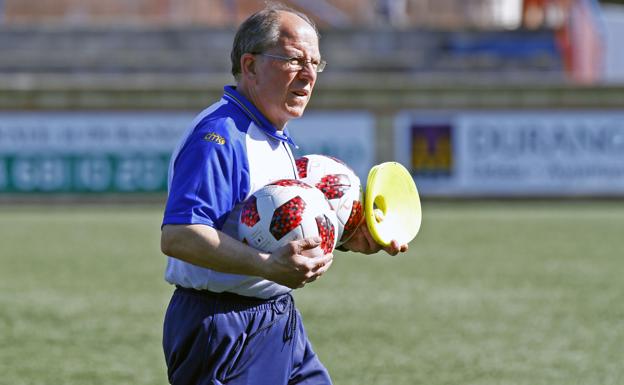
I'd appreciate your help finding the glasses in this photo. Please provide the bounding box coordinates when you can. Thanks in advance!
[256,53,326,73]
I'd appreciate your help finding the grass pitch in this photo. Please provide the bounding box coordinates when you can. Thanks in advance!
[1,201,623,385]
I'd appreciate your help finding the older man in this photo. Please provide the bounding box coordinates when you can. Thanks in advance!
[160,3,407,385]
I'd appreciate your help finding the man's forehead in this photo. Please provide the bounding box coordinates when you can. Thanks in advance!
[274,26,318,56]
[276,11,318,41]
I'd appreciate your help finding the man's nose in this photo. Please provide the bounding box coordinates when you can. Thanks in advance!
[298,62,317,81]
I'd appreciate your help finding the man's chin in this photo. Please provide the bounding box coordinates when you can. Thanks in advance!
[286,104,307,119]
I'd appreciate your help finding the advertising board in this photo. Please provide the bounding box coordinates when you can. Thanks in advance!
[0,111,374,194]
[396,111,624,196]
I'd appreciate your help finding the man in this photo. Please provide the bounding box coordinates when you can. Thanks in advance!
[160,4,408,385]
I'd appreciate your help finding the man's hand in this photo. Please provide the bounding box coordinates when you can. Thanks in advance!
[342,220,408,256]
[263,237,334,289]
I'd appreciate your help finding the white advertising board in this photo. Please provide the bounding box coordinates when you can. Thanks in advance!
[0,111,374,193]
[0,112,193,193]
[396,111,624,196]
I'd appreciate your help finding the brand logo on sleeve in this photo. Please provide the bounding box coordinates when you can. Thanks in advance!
[204,132,226,145]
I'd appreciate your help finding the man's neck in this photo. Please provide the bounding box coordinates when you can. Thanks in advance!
[234,83,285,131]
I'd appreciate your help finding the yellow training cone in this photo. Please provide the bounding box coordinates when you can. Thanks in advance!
[365,162,422,247]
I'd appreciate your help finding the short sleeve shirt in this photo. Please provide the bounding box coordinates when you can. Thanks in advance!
[162,86,300,298]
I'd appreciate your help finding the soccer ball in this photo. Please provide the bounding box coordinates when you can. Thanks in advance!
[238,179,338,256]
[296,154,363,245]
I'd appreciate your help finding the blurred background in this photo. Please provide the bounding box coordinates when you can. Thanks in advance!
[1,2,624,385]
[0,0,622,199]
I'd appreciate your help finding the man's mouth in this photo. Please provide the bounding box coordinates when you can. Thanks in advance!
[291,90,309,97]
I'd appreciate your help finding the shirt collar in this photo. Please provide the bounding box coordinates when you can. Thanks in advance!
[223,85,298,148]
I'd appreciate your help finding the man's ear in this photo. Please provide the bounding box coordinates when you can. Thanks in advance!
[240,53,257,79]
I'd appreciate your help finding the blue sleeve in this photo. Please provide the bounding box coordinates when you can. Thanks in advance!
[162,117,250,229]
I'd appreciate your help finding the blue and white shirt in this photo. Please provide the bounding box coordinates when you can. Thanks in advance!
[162,86,299,299]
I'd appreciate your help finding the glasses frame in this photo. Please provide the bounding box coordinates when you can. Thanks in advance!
[255,53,326,73]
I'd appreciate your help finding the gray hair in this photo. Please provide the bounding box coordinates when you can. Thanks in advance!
[230,2,319,81]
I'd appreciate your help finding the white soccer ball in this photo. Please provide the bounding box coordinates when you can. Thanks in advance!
[238,179,338,256]
[296,154,363,245]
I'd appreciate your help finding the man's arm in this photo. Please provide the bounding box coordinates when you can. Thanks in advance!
[161,224,333,289]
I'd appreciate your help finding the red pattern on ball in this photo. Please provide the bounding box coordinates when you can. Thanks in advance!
[295,157,309,178]
[240,196,260,227]
[316,174,349,200]
[341,200,363,241]
[270,196,306,240]
[315,214,336,254]
[270,179,312,188]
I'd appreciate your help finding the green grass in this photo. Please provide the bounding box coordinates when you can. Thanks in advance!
[1,201,623,385]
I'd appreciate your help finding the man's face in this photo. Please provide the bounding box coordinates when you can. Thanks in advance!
[249,12,320,129]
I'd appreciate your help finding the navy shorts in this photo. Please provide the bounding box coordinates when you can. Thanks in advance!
[163,287,332,385]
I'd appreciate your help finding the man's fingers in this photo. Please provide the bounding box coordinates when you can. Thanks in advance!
[311,253,333,271]
[384,240,409,255]
[385,246,399,256]
[292,258,333,288]
[305,259,333,283]
[393,240,408,253]
[297,237,321,252]
[302,251,332,272]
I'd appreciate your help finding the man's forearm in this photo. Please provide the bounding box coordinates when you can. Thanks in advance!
[161,224,269,277]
